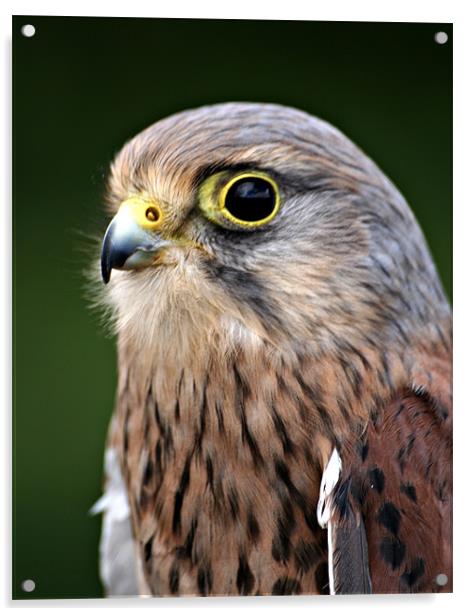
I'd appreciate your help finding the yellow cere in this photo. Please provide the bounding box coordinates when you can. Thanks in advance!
[120,195,163,231]
[198,170,280,228]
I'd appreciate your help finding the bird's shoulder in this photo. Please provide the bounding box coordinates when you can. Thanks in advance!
[321,363,452,594]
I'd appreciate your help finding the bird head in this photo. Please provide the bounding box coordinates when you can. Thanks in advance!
[100,103,448,358]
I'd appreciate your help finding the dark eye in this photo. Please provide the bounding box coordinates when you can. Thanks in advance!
[223,175,279,225]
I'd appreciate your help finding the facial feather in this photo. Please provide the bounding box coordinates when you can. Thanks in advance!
[102,102,449,365]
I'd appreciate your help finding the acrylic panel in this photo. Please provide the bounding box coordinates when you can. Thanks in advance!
[13,16,452,599]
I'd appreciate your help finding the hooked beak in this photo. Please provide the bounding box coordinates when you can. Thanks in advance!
[100,198,172,284]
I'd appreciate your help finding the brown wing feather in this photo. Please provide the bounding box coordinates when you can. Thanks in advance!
[329,386,452,593]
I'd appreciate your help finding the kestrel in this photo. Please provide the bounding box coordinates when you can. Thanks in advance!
[92,102,452,596]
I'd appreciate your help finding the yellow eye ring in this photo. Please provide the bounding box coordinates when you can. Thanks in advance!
[198,171,280,229]
[218,172,280,227]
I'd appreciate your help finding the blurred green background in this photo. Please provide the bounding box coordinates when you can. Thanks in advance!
[13,17,452,599]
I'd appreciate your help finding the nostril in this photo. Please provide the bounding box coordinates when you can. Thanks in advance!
[145,207,159,222]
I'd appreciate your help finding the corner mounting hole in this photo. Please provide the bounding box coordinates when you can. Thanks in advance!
[436,573,448,586]
[21,24,36,38]
[22,579,36,592]
[434,31,448,45]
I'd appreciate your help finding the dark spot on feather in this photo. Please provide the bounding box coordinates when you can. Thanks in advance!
[215,400,225,433]
[396,434,415,473]
[197,565,213,596]
[234,365,263,465]
[314,402,335,436]
[195,379,208,455]
[139,489,152,509]
[358,440,369,462]
[435,403,449,421]
[315,561,330,594]
[271,405,295,455]
[334,478,351,519]
[142,404,150,436]
[371,254,391,278]
[436,479,448,502]
[228,487,239,520]
[434,322,449,349]
[274,458,306,508]
[425,459,434,479]
[377,502,401,536]
[174,399,180,422]
[295,373,335,435]
[172,454,192,534]
[236,554,255,595]
[370,409,380,427]
[241,419,262,464]
[337,398,351,422]
[271,495,295,563]
[381,352,393,390]
[350,477,367,505]
[177,370,184,393]
[153,401,174,455]
[406,434,416,454]
[400,558,425,587]
[153,400,163,431]
[294,540,323,573]
[206,455,214,489]
[371,393,385,416]
[391,319,410,345]
[400,483,417,502]
[274,459,316,532]
[368,467,385,493]
[303,506,320,534]
[271,537,284,562]
[163,426,174,455]
[303,443,316,467]
[345,342,372,371]
[271,577,301,595]
[175,518,197,561]
[169,564,179,594]
[143,458,153,486]
[397,449,406,473]
[247,510,260,543]
[379,536,406,570]
[396,403,405,417]
[123,405,131,454]
[340,357,363,399]
[154,441,162,473]
[233,362,251,397]
[414,387,449,421]
[154,497,164,520]
[144,537,153,562]
[274,457,291,483]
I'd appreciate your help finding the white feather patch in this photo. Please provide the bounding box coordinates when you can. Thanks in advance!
[90,448,140,597]
[317,448,342,595]
[317,447,342,528]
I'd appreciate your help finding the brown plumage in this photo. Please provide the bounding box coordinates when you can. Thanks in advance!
[94,102,452,596]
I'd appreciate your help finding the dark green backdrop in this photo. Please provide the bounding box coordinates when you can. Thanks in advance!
[13,16,452,599]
